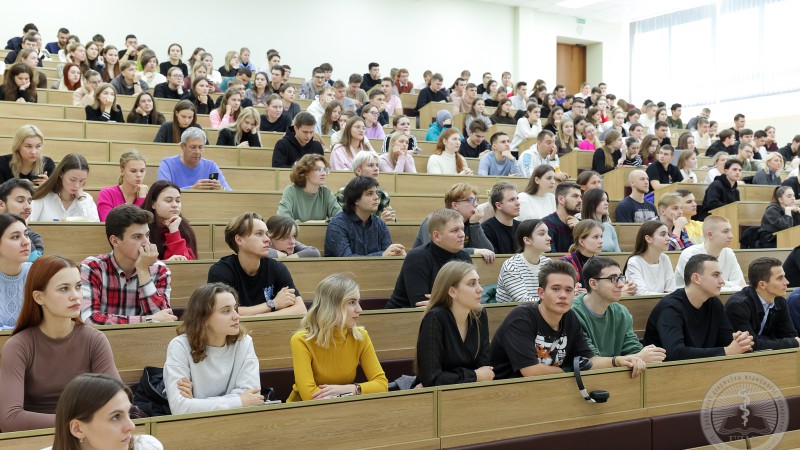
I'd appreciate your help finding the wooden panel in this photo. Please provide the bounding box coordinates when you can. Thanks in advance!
[776,225,800,249]
[656,181,774,205]
[419,102,457,131]
[560,150,594,178]
[109,142,241,167]
[0,136,109,162]
[0,102,64,119]
[0,424,148,449]
[0,117,84,139]
[614,223,642,252]
[393,172,502,196]
[85,162,159,187]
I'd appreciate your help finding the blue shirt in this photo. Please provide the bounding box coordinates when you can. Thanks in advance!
[157,155,231,190]
[757,294,774,335]
[324,211,392,257]
[478,153,521,176]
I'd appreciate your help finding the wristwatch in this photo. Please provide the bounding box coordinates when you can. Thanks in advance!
[267,299,277,312]
[355,384,362,395]
[144,315,153,323]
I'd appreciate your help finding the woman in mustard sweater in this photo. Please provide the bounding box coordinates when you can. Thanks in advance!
[288,274,388,402]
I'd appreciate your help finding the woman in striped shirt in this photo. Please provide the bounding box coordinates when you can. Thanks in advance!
[495,219,551,303]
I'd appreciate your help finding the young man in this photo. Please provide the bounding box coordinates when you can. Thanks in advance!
[553,84,567,106]
[459,120,490,159]
[0,179,43,261]
[269,65,285,93]
[448,78,466,105]
[386,209,472,309]
[490,260,645,379]
[477,72,492,95]
[646,144,683,191]
[81,205,175,325]
[674,215,746,290]
[510,82,528,111]
[734,142,758,172]
[380,77,403,117]
[614,169,658,223]
[332,80,357,111]
[360,62,381,91]
[118,34,139,62]
[686,107,711,131]
[334,152,395,222]
[481,183,520,254]
[271,112,324,168]
[414,73,448,115]
[574,82,591,100]
[667,103,682,129]
[543,182,582,252]
[779,135,800,166]
[658,193,693,251]
[208,212,306,317]
[412,184,495,262]
[725,257,799,351]
[306,86,335,131]
[218,68,252,93]
[753,129,768,160]
[644,254,753,361]
[456,83,478,114]
[325,177,406,257]
[654,121,671,147]
[562,97,585,122]
[394,68,414,95]
[366,89,389,126]
[320,62,333,86]
[299,67,326,100]
[638,102,656,129]
[4,32,40,65]
[676,189,704,244]
[478,132,520,176]
[158,128,231,190]
[731,113,746,142]
[692,117,712,149]
[110,61,149,95]
[345,74,369,109]
[705,129,736,157]
[519,130,568,180]
[44,27,68,55]
[573,257,665,362]
[697,159,741,220]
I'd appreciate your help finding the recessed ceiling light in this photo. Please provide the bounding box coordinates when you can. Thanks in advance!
[556,0,603,8]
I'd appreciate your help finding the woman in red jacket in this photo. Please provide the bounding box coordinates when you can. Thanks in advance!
[141,180,197,260]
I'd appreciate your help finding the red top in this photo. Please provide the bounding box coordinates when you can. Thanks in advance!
[163,228,196,260]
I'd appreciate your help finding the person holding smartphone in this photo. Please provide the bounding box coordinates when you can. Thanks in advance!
[0,125,55,185]
[157,128,231,191]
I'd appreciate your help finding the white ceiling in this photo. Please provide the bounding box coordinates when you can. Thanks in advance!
[475,0,715,23]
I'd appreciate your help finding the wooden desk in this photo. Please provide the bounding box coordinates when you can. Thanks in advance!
[560,150,594,177]
[709,202,770,249]
[776,225,800,249]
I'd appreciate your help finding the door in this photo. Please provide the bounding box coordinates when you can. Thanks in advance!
[556,43,586,95]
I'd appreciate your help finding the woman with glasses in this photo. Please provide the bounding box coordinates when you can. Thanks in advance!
[624,221,676,295]
[360,102,385,140]
[331,116,372,171]
[277,154,342,223]
[154,67,185,99]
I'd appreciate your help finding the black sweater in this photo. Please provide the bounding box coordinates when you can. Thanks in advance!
[159,61,188,77]
[415,87,448,115]
[0,85,36,103]
[591,148,622,175]
[181,92,214,115]
[725,286,799,351]
[216,127,261,147]
[271,129,324,168]
[85,105,124,123]
[698,174,740,220]
[153,82,183,100]
[260,113,292,133]
[0,154,55,184]
[386,242,472,309]
[126,111,166,125]
[153,122,204,144]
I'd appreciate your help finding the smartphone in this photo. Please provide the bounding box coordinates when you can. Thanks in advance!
[209,172,219,180]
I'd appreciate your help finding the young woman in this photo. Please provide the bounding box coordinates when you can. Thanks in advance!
[210,88,244,129]
[379,131,417,173]
[428,129,472,175]
[154,100,201,144]
[538,93,555,119]
[137,49,166,89]
[97,150,148,221]
[84,83,123,123]
[288,274,388,401]
[415,261,493,387]
[100,45,120,83]
[648,107,669,134]
[30,153,99,222]
[49,374,163,450]
[464,98,492,133]
[0,63,37,103]
[0,256,119,432]
[677,132,697,155]
[331,116,371,171]
[602,109,628,139]
[542,106,563,133]
[592,130,622,175]
[481,79,498,102]
[620,137,643,167]
[518,164,556,220]
[279,84,301,120]
[704,152,729,184]
[639,134,659,165]
[560,219,605,288]
[64,42,89,74]
[140,180,198,261]
[578,124,601,151]
[266,215,320,258]
[160,43,188,77]
[573,114,588,143]
[360,102,385,139]
[56,63,82,91]
[581,188,620,252]
[757,186,800,248]
[217,106,261,148]
[218,51,240,78]
[381,115,419,154]
[709,121,719,141]
[186,48,205,73]
[624,221,676,295]
[510,103,542,153]
[183,62,207,91]
[277,154,342,222]
[0,214,32,329]
[244,71,270,107]
[320,100,343,136]
[677,148,698,183]
[200,52,222,91]
[0,124,56,185]
[126,92,165,125]
[16,48,48,89]
[239,47,254,71]
[753,152,784,186]
[765,125,779,153]
[182,77,214,115]
[489,98,516,125]
[72,69,101,107]
[84,41,103,72]
[164,282,262,414]
[629,123,644,143]
[555,118,578,155]
[259,94,291,133]
[153,67,185,100]
[496,219,551,303]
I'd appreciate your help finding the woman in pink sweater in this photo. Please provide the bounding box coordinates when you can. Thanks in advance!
[97,150,148,221]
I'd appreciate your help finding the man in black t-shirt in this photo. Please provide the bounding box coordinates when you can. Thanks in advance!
[645,145,683,192]
[481,182,520,254]
[490,260,644,378]
[458,120,490,159]
[207,212,307,317]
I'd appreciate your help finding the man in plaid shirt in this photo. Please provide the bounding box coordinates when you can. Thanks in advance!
[81,204,176,325]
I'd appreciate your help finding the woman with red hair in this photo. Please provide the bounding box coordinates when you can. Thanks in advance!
[56,63,82,91]
[0,255,119,432]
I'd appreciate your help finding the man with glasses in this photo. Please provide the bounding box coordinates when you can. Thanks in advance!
[157,128,231,190]
[573,257,665,365]
[299,66,327,100]
[561,97,585,122]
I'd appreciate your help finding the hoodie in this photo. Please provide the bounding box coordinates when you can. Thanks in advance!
[697,174,740,220]
[271,128,325,168]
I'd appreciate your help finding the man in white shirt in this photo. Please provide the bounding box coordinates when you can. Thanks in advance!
[518,130,568,181]
[510,82,528,111]
[674,215,746,291]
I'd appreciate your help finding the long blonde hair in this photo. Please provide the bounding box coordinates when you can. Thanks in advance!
[387,131,408,166]
[227,106,260,145]
[117,150,146,185]
[10,124,46,178]
[299,274,363,348]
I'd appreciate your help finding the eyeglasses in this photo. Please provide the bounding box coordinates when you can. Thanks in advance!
[593,275,626,284]
[368,110,379,115]
[457,198,478,205]
[315,167,331,175]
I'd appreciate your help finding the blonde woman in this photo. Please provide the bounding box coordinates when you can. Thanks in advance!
[218,51,240,78]
[753,152,783,186]
[288,274,388,401]
[84,83,123,123]
[0,125,55,185]
[379,131,417,173]
[555,118,578,155]
[97,150,149,221]
[415,261,493,387]
[209,89,242,129]
[216,106,261,147]
[330,116,372,171]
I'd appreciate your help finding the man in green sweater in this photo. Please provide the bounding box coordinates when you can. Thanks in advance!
[572,257,666,364]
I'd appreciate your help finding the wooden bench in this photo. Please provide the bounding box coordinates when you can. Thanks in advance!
[709,201,770,249]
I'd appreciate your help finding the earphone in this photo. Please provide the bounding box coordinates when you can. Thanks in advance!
[573,356,610,403]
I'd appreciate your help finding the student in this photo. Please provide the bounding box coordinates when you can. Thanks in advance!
[85,83,123,123]
[416,261,493,387]
[756,186,800,248]
[414,73,448,115]
[319,100,342,136]
[560,219,605,288]
[30,154,99,222]
[325,176,406,257]
[266,215,320,258]
[426,109,458,142]
[333,152,395,222]
[17,48,49,90]
[126,91,165,125]
[697,158,741,220]
[478,132,521,176]
[0,63,38,103]
[578,124,601,151]
[380,77,403,116]
[277,154,341,222]
[272,112,324,168]
[677,147,697,183]
[110,61,148,96]
[490,98,516,125]
[260,94,292,133]
[208,89,242,129]
[674,215,746,290]
[216,106,261,148]
[428,129,472,175]
[624,221,676,295]
[141,180,198,261]
[510,104,542,154]
[380,131,417,173]
[496,219,551,303]
[49,374,163,450]
[331,116,373,171]
[289,274,387,401]
[577,170,602,192]
[387,209,472,309]
[705,129,735,157]
[519,130,568,180]
[674,189,704,245]
[157,128,231,191]
[518,164,557,220]
[581,188,620,252]
[97,150,148,221]
[644,254,754,361]
[0,179,43,261]
[704,152,729,184]
[658,193,693,251]
[753,152,783,186]
[100,45,120,83]
[153,100,203,144]
[360,102,385,139]
[56,63,82,91]
[490,260,644,378]
[0,256,120,432]
[381,115,420,155]
[592,130,622,175]
[160,43,188,76]
[0,124,55,185]
[573,257,665,362]
[614,169,658,223]
[542,182,582,252]
[137,49,166,89]
[555,118,579,155]
[244,71,270,106]
[182,77,214,115]
[164,282,262,414]
[725,257,799,351]
[459,120,490,159]
[278,84,302,120]
[646,145,683,192]
[481,182,520,254]
[0,214,31,329]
